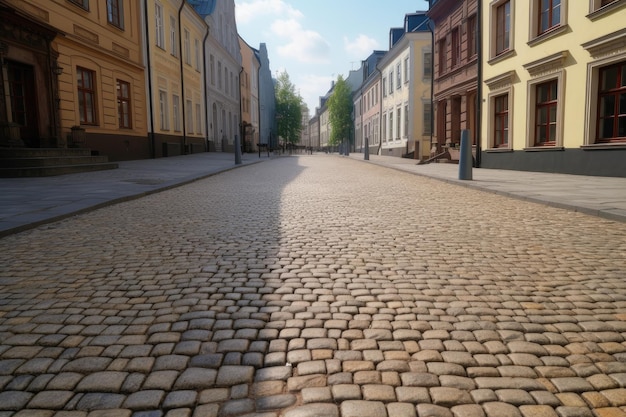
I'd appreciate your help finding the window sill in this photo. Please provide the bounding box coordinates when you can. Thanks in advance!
[581,142,626,150]
[486,147,513,152]
[587,0,626,21]
[523,146,564,152]
[488,49,516,66]
[528,25,569,47]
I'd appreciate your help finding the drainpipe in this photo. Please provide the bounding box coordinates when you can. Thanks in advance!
[239,65,244,153]
[143,0,156,158]
[475,0,483,167]
[375,63,383,155]
[178,1,187,153]
[427,17,435,159]
[202,24,209,151]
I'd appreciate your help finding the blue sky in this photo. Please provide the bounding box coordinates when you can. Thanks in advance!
[234,0,430,113]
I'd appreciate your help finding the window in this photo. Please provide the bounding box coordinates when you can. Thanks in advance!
[597,62,626,142]
[494,94,509,147]
[77,67,96,125]
[404,105,409,137]
[117,80,131,128]
[396,108,401,139]
[424,51,432,78]
[396,64,401,89]
[389,71,394,93]
[538,0,561,35]
[438,38,447,75]
[535,80,558,145]
[451,27,460,67]
[389,111,393,140]
[184,29,191,65]
[68,0,89,10]
[495,1,511,56]
[423,102,432,135]
[173,94,181,131]
[404,57,409,84]
[186,99,193,133]
[196,103,202,134]
[218,62,222,89]
[194,39,201,71]
[107,0,124,29]
[170,16,177,57]
[159,90,169,130]
[155,3,164,49]
[225,70,229,95]
[467,15,477,58]
[383,77,387,97]
[210,55,215,86]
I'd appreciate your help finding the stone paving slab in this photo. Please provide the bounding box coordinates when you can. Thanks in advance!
[1,156,625,416]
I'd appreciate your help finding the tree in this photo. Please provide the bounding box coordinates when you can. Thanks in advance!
[275,71,303,145]
[327,75,353,147]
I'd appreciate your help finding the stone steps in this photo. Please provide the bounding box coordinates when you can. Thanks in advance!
[0,148,118,177]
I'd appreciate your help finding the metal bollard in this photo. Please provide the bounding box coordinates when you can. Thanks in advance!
[364,137,369,160]
[235,135,242,165]
[458,130,473,180]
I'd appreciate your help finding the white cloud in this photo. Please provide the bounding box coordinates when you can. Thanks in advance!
[271,19,330,64]
[344,34,380,58]
[297,73,335,111]
[235,0,303,25]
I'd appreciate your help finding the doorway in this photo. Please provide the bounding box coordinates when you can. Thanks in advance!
[7,61,39,147]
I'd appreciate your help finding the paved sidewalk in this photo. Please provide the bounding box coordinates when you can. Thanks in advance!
[346,153,626,223]
[1,151,625,237]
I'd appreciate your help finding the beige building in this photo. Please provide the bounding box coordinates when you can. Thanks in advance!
[239,35,259,152]
[0,0,147,160]
[379,13,432,159]
[143,0,207,158]
[480,0,626,176]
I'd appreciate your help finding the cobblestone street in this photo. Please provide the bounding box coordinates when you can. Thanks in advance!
[1,155,625,417]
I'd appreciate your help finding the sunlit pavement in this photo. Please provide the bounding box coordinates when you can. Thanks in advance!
[1,155,625,417]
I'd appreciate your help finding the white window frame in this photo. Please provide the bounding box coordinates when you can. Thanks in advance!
[195,103,202,134]
[404,57,409,84]
[528,0,568,45]
[186,99,193,133]
[159,90,169,130]
[194,39,201,71]
[170,16,177,57]
[155,3,165,49]
[173,94,181,132]
[184,29,191,65]
[525,71,565,148]
[489,0,516,63]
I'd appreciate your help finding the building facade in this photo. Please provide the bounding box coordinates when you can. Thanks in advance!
[143,0,207,158]
[1,0,147,160]
[480,0,626,177]
[378,12,432,158]
[191,0,241,153]
[428,0,478,162]
[239,35,260,152]
[256,43,276,149]
[354,51,385,155]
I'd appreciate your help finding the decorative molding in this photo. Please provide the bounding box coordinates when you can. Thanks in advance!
[112,43,129,58]
[485,70,516,90]
[523,51,568,77]
[19,2,49,22]
[0,21,48,51]
[73,24,98,44]
[581,28,626,59]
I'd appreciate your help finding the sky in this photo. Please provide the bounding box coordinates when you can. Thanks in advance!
[234,0,431,114]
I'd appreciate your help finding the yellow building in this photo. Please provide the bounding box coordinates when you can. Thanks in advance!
[239,35,260,152]
[480,0,626,177]
[0,0,148,161]
[144,0,207,158]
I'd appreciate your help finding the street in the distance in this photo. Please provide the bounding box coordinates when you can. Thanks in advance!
[1,155,625,417]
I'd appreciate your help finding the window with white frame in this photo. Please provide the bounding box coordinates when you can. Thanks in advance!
[596,60,626,142]
[170,16,177,57]
[396,64,401,89]
[530,0,567,42]
[424,51,432,78]
[173,94,181,131]
[195,103,202,134]
[525,73,564,148]
[423,101,432,135]
[184,29,191,65]
[490,0,513,60]
[159,90,169,130]
[383,77,387,97]
[210,55,215,86]
[382,114,387,142]
[389,71,394,93]
[404,105,409,137]
[218,62,222,89]
[404,57,409,84]
[590,0,621,13]
[389,111,394,140]
[493,93,510,147]
[155,3,164,49]
[195,39,200,71]
[396,108,401,139]
[186,99,193,133]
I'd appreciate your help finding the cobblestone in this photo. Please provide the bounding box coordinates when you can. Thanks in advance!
[1,156,626,416]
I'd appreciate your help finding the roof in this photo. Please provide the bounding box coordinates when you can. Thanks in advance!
[188,0,216,17]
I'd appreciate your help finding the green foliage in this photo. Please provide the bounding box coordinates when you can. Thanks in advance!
[275,71,304,145]
[327,75,353,146]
